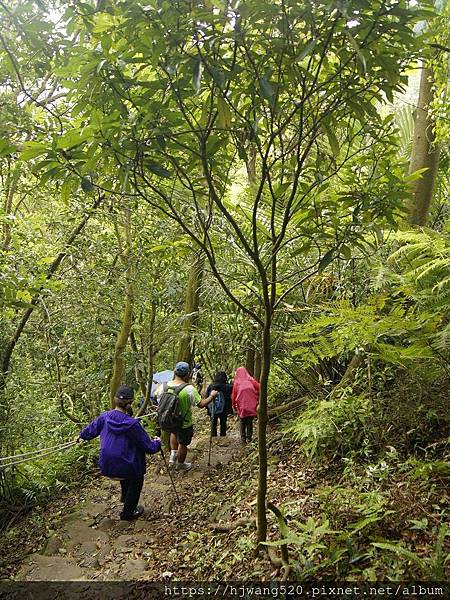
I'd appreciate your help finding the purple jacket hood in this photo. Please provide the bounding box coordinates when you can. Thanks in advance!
[79,409,161,479]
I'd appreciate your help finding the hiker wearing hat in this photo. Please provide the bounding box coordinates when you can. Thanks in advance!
[157,362,218,472]
[77,384,161,521]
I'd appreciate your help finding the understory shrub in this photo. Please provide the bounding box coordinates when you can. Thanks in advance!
[285,392,373,459]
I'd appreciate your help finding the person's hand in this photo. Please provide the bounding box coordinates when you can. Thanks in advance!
[210,390,218,398]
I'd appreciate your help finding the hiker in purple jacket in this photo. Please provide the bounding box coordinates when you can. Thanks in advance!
[78,384,161,521]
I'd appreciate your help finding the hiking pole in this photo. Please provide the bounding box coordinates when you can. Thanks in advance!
[159,448,180,502]
[208,401,214,467]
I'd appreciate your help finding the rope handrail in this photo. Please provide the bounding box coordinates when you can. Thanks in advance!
[0,411,157,468]
[0,440,79,462]
[0,441,78,470]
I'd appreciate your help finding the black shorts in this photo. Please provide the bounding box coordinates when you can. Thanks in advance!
[172,425,194,447]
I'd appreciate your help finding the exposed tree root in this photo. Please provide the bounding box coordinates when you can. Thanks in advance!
[210,516,256,532]
[266,546,282,567]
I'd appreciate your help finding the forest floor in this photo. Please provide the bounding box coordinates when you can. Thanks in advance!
[1,409,449,582]
[1,412,274,581]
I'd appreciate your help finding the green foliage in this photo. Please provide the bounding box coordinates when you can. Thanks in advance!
[285,393,373,459]
[289,229,450,384]
[0,1,448,581]
[373,524,450,580]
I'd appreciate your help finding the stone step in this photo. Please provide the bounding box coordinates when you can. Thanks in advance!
[17,555,87,581]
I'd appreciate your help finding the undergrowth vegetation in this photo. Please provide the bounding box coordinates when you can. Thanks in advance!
[0,0,449,583]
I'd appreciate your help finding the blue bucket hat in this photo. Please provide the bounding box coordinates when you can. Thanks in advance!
[174,361,190,376]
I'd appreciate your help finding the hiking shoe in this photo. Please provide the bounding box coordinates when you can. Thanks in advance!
[120,505,144,521]
[168,456,177,467]
[175,462,192,472]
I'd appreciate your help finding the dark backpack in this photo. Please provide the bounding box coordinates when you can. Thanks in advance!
[157,383,189,431]
[207,390,225,417]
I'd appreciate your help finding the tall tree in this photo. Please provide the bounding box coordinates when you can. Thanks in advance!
[109,206,134,407]
[177,250,205,365]
[408,64,440,225]
[18,0,427,545]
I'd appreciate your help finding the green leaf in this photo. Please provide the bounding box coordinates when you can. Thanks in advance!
[199,94,211,128]
[372,542,425,567]
[81,177,94,192]
[259,76,275,101]
[299,39,316,61]
[346,31,366,74]
[405,168,428,183]
[206,134,223,155]
[0,139,17,157]
[19,142,48,161]
[192,57,203,93]
[61,176,76,203]
[322,121,340,157]
[318,249,334,272]
[40,167,61,185]
[217,96,232,129]
[349,514,382,535]
[56,128,92,150]
[210,67,226,88]
[92,12,115,33]
[146,161,171,178]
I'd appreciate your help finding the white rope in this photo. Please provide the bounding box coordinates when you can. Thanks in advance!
[0,410,157,467]
[0,440,78,462]
[136,412,155,420]
[0,441,78,469]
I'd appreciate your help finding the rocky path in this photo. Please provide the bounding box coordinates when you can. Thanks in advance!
[14,415,243,581]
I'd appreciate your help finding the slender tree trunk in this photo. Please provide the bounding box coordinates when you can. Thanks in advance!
[254,352,262,381]
[257,317,271,544]
[146,301,157,401]
[408,64,440,226]
[109,286,133,407]
[330,352,364,399]
[109,210,134,407]
[136,301,157,417]
[130,330,147,399]
[245,346,255,375]
[177,250,204,365]
[0,195,104,392]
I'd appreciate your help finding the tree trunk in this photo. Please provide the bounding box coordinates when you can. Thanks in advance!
[408,64,440,226]
[109,287,133,407]
[329,352,363,399]
[245,346,255,376]
[257,318,271,544]
[136,301,157,417]
[109,210,134,407]
[254,352,262,381]
[130,330,147,399]
[176,250,204,365]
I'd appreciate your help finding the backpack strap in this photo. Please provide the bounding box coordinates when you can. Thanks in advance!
[164,382,189,395]
[174,383,189,394]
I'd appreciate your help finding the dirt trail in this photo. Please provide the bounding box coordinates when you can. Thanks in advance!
[14,415,243,581]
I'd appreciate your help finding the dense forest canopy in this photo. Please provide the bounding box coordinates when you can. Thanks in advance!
[0,0,449,583]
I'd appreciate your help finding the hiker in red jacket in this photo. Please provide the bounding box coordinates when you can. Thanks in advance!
[232,367,260,443]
